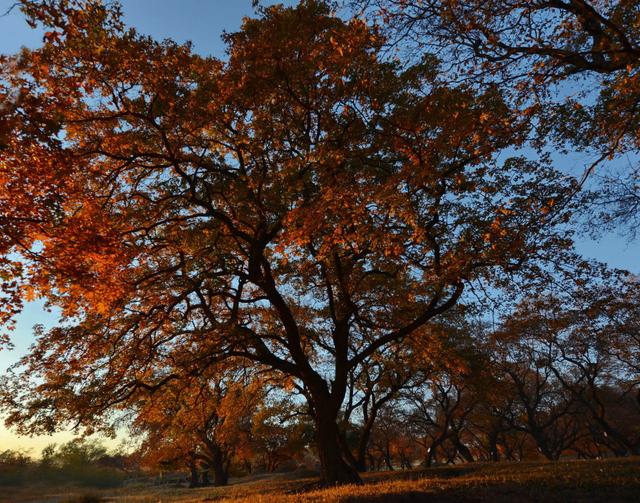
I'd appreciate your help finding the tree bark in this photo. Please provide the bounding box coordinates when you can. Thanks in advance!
[314,401,362,485]
[210,448,229,486]
[201,467,210,486]
[383,445,394,471]
[488,431,500,462]
[188,452,199,488]
[337,429,360,471]
[353,418,376,472]
[352,405,379,472]
[452,435,474,463]
[531,429,556,461]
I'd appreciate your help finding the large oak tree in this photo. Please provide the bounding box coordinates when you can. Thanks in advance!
[0,0,574,484]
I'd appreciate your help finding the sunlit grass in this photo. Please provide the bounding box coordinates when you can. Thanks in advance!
[4,457,639,502]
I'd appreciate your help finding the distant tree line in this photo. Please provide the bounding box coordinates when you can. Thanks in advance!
[0,439,129,487]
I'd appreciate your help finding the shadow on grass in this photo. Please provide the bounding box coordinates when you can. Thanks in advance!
[59,496,105,503]
[343,491,485,503]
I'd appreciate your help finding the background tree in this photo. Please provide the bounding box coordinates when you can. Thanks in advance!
[404,364,480,466]
[494,275,640,456]
[251,401,313,473]
[133,362,262,486]
[492,335,581,460]
[339,343,416,471]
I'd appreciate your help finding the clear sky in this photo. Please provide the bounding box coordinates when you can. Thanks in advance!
[0,0,637,455]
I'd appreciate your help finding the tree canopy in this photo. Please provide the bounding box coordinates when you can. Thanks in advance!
[0,0,614,486]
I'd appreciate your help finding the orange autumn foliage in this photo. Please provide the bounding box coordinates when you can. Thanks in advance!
[0,0,576,485]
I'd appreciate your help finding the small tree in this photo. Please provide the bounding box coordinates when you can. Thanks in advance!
[134,362,261,486]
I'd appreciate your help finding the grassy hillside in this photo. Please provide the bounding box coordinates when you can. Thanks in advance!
[4,457,640,502]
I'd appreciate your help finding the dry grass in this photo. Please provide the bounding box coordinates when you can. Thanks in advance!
[3,457,639,503]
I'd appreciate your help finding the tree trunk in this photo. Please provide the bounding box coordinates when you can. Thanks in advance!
[201,437,229,487]
[314,403,362,485]
[366,452,376,471]
[352,411,377,472]
[188,452,199,488]
[211,448,229,486]
[488,431,500,462]
[531,429,555,460]
[425,436,444,467]
[383,443,394,471]
[452,435,474,463]
[400,452,411,469]
[337,429,363,472]
[425,445,435,467]
[201,467,210,486]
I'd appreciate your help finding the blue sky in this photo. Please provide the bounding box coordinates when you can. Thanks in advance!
[0,0,637,453]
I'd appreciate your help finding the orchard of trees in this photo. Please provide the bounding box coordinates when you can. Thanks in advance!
[0,0,638,488]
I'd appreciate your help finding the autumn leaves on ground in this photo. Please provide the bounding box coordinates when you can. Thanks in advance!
[1,0,640,501]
